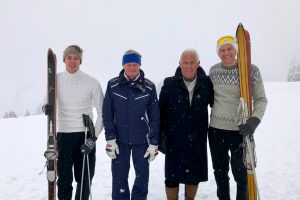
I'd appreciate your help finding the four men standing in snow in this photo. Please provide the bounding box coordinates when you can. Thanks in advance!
[44,37,267,199]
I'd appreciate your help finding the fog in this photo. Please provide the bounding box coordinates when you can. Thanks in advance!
[1,0,300,115]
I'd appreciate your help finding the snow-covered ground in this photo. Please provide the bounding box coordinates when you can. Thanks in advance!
[0,82,299,200]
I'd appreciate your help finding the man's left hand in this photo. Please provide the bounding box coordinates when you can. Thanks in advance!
[239,117,261,137]
[143,145,158,162]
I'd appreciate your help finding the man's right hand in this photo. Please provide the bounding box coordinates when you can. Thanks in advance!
[81,137,96,155]
[105,139,119,159]
[42,104,53,116]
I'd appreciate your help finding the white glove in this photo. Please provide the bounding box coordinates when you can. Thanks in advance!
[143,145,158,162]
[105,139,119,159]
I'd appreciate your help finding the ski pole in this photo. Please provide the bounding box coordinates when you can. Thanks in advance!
[85,125,93,200]
[86,147,92,200]
[79,134,86,200]
[80,127,93,200]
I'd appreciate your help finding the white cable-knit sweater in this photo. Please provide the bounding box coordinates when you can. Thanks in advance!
[57,69,104,137]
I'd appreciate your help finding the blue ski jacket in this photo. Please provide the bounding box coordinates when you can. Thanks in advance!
[103,69,160,145]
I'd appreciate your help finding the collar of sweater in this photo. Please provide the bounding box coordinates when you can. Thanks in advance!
[183,76,197,90]
[221,63,238,70]
[63,69,83,79]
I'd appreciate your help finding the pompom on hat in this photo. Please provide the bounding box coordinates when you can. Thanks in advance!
[216,35,238,54]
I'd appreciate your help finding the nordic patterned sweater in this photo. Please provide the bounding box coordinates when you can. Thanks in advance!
[209,62,267,131]
[57,69,104,137]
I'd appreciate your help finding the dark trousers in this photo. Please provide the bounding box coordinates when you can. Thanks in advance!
[57,132,96,200]
[111,143,149,200]
[208,127,247,200]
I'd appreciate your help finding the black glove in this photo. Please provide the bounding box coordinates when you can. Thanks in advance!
[81,137,96,155]
[239,117,261,137]
[82,114,90,127]
[82,114,96,139]
[42,104,53,115]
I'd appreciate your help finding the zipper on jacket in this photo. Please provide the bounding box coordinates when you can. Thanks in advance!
[113,92,127,100]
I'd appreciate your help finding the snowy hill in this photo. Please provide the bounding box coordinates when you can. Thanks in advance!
[0,82,299,200]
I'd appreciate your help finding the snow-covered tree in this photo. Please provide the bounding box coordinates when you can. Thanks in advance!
[287,58,300,81]
[3,110,18,118]
[25,109,30,116]
[3,112,9,118]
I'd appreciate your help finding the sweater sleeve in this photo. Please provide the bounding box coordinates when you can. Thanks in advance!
[92,80,104,137]
[252,65,268,121]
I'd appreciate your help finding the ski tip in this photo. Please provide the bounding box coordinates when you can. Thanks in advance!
[48,48,54,54]
[236,23,246,37]
[48,48,57,57]
[237,23,245,30]
[237,23,250,41]
[245,29,250,37]
[47,48,57,62]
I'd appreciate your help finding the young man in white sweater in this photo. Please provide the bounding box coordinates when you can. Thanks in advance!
[45,45,104,200]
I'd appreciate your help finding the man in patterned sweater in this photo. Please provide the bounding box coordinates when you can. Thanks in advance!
[208,36,267,200]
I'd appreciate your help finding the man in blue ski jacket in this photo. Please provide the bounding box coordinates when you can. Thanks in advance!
[102,49,160,200]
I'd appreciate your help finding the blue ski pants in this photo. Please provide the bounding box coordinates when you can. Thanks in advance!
[111,143,149,200]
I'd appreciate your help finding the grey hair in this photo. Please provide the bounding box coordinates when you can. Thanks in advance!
[123,49,142,57]
[179,49,200,63]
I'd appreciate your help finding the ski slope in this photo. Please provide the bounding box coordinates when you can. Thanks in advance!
[0,82,299,200]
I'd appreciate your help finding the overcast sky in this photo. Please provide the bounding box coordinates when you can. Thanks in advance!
[1,0,300,116]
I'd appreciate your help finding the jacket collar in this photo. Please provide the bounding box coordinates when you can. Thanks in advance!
[174,66,207,91]
[119,69,146,92]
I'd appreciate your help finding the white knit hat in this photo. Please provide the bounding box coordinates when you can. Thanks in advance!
[216,35,238,54]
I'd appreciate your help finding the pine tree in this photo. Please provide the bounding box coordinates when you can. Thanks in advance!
[3,112,9,118]
[3,110,18,118]
[9,110,17,118]
[287,58,300,81]
[25,109,30,116]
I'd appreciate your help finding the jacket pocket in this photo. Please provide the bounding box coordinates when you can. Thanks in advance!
[113,92,127,100]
